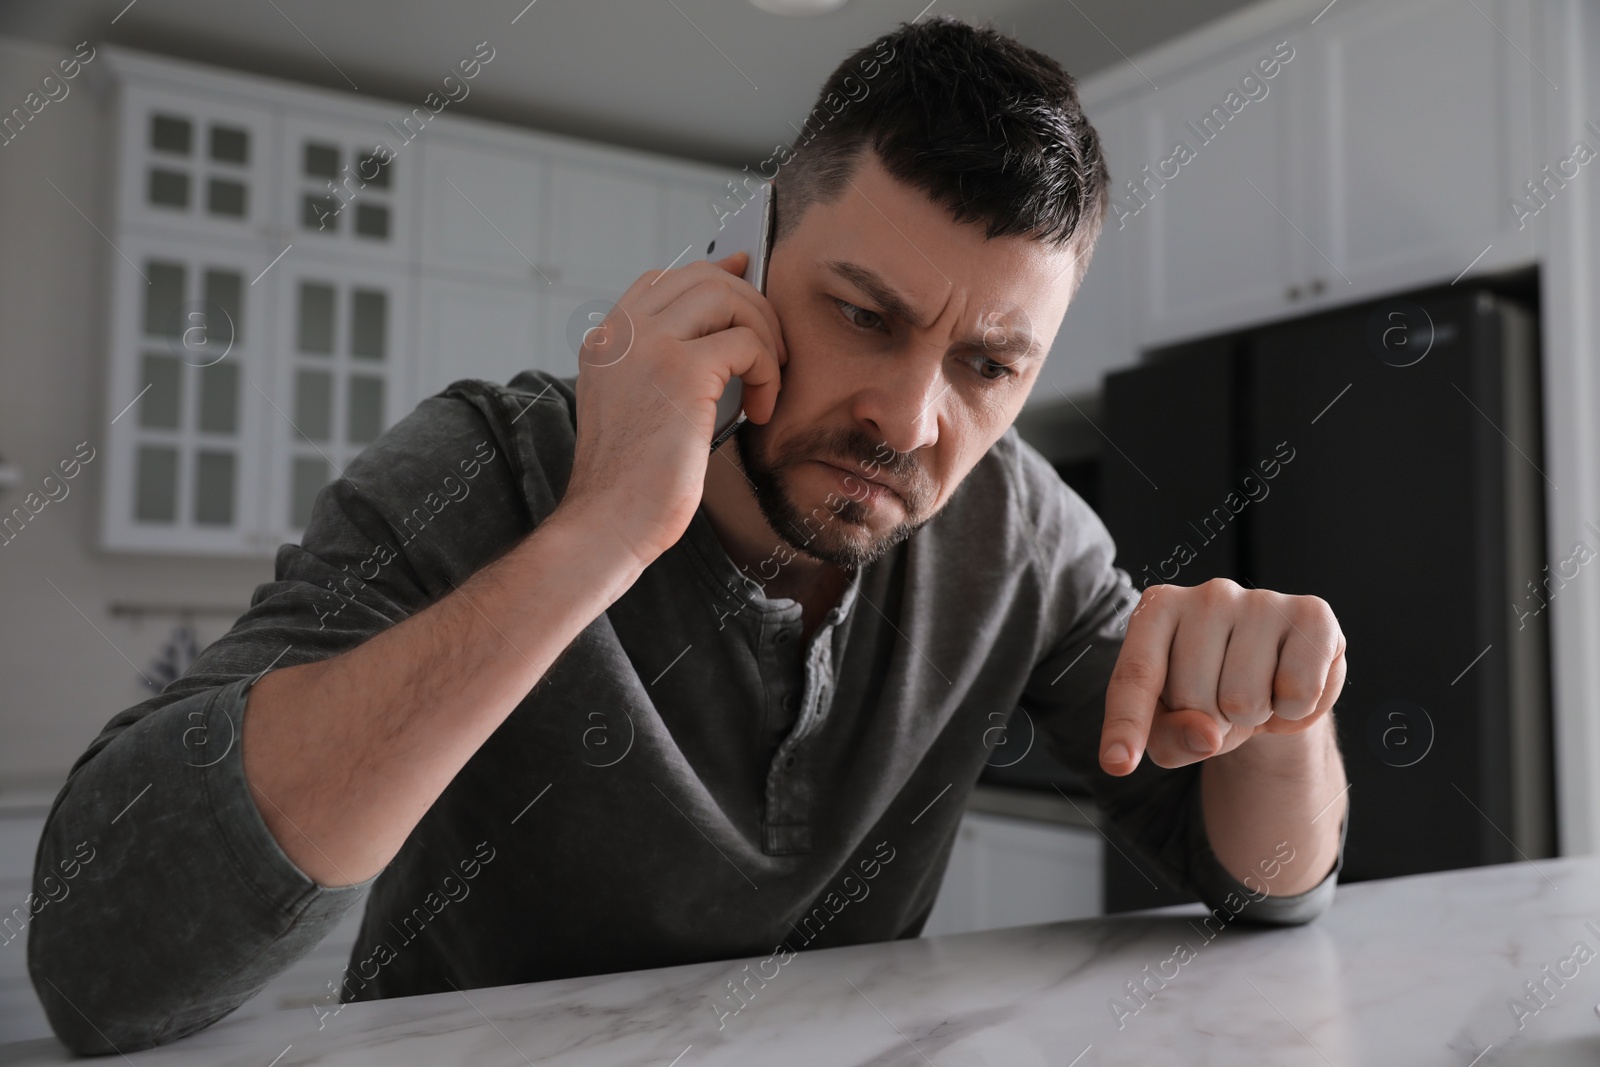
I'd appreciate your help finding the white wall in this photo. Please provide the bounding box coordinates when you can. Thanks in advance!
[0,36,273,792]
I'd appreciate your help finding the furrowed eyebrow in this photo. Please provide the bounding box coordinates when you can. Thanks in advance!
[824,260,930,329]
[823,259,1040,362]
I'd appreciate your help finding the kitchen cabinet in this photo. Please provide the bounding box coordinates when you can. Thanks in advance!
[1297,0,1538,303]
[278,110,417,267]
[922,810,1102,937]
[262,258,414,543]
[1137,32,1306,348]
[543,159,666,295]
[111,82,277,243]
[417,135,545,282]
[417,276,546,397]
[101,230,274,554]
[1041,0,1542,379]
[99,47,735,556]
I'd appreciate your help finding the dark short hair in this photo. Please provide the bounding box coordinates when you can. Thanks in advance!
[774,15,1109,276]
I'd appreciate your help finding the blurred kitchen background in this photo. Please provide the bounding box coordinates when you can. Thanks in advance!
[1,0,1596,1042]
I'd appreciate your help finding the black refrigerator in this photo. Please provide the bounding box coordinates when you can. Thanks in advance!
[1089,280,1556,911]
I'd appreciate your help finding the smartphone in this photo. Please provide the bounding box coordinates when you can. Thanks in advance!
[705,180,774,451]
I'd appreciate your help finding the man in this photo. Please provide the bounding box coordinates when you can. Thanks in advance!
[31,15,1348,1054]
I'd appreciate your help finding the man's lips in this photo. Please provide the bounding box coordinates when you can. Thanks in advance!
[816,460,901,504]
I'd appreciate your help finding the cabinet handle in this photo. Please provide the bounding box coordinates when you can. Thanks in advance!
[1286,285,1302,302]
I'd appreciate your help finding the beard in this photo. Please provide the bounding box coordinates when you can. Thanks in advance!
[732,417,935,570]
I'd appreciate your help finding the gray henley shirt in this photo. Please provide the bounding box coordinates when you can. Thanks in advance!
[28,371,1346,1054]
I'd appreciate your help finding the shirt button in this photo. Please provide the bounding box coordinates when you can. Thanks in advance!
[784,755,797,768]
[783,693,799,714]
[774,629,792,645]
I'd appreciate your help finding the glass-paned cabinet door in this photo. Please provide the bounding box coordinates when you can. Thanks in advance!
[114,83,277,239]
[280,111,416,265]
[265,260,413,542]
[102,234,271,554]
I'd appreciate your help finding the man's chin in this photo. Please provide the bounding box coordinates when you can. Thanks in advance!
[735,424,920,570]
[770,487,922,570]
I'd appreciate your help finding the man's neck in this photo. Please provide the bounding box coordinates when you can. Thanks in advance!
[701,442,850,638]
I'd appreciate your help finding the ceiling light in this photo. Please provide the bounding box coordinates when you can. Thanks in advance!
[748,0,853,15]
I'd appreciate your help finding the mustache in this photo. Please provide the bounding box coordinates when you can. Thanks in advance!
[800,430,926,503]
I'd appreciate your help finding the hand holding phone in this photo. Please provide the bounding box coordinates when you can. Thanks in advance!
[559,189,783,569]
[705,180,775,451]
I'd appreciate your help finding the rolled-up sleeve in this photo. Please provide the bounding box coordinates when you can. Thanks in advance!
[1008,436,1344,925]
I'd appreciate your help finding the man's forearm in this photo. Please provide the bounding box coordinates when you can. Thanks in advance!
[242,503,645,888]
[1199,715,1347,897]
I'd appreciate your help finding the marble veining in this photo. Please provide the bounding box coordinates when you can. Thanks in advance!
[9,857,1600,1065]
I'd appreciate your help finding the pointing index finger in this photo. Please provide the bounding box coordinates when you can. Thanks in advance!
[1101,588,1175,776]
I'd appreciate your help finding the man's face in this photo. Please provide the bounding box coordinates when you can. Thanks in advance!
[734,149,1085,570]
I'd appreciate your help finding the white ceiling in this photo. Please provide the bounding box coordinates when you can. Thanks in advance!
[0,0,1256,167]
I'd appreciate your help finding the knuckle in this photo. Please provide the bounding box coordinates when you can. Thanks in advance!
[1289,597,1341,655]
[1274,673,1323,706]
[1199,577,1243,607]
[1217,687,1265,719]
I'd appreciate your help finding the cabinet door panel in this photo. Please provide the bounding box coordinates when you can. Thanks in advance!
[1140,36,1303,346]
[1305,0,1537,295]
[101,234,270,554]
[264,259,413,542]
[419,137,545,281]
[545,160,661,295]
[922,814,1102,936]
[116,84,277,241]
[279,111,415,265]
[418,278,544,397]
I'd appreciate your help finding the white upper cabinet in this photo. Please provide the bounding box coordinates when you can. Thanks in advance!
[262,259,413,545]
[279,111,416,265]
[1032,97,1142,406]
[102,232,271,554]
[544,159,664,295]
[99,47,734,556]
[1138,33,1304,348]
[113,83,277,243]
[417,277,545,396]
[1088,0,1542,354]
[417,135,546,282]
[1298,0,1538,298]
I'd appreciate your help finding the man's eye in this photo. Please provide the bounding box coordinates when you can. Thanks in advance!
[834,298,885,332]
[971,355,1015,382]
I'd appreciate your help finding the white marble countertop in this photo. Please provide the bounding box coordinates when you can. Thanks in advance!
[7,856,1600,1065]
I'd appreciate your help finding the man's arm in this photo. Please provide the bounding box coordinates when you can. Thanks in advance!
[28,251,786,1054]
[26,391,636,1054]
[1008,432,1347,919]
[242,248,784,888]
[1201,716,1347,897]
[1098,577,1350,901]
[243,500,640,886]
